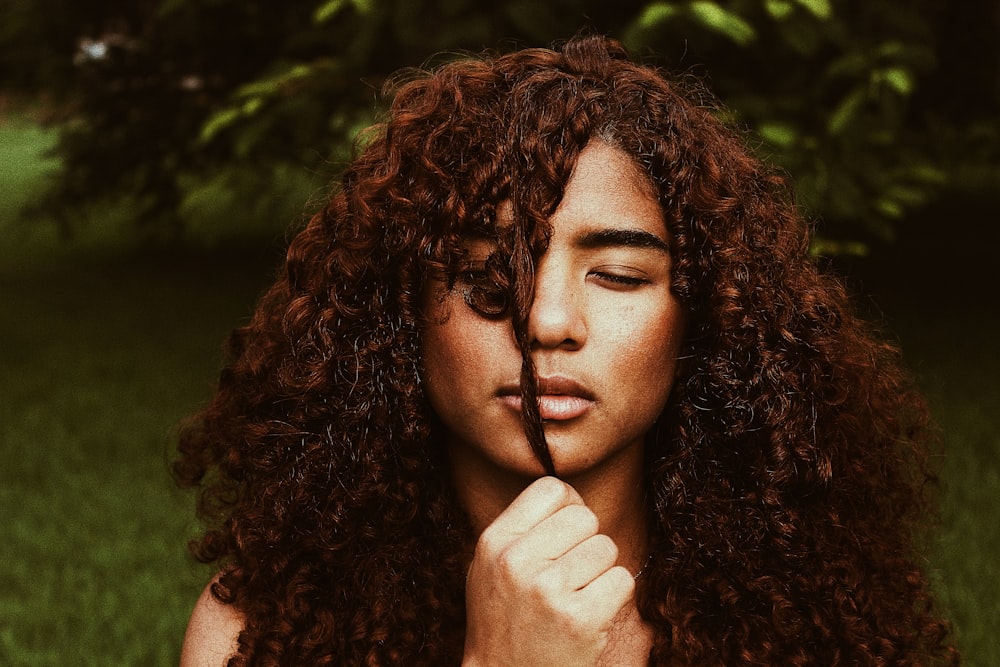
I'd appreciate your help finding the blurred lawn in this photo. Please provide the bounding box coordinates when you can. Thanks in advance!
[1,115,996,665]
[859,259,1000,666]
[0,115,279,664]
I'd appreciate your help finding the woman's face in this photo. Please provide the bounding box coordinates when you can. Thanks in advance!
[421,141,686,483]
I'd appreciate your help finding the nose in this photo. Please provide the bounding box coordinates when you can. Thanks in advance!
[527,257,586,350]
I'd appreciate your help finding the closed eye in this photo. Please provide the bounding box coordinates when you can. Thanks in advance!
[589,269,650,288]
[457,262,489,285]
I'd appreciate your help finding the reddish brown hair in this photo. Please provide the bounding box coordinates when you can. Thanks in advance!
[175,35,956,665]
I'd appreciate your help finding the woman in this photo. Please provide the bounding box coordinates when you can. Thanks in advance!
[176,35,956,665]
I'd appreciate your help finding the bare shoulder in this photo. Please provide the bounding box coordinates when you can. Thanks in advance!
[180,576,245,667]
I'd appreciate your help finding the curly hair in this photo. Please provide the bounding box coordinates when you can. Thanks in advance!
[175,34,957,665]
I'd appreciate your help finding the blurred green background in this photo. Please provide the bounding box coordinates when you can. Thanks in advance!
[1,0,997,664]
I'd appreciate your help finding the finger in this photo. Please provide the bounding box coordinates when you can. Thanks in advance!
[573,565,635,625]
[513,502,599,558]
[497,503,601,577]
[480,476,584,548]
[547,533,620,591]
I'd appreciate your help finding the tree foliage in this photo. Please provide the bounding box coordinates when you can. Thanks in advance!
[3,0,996,249]
[622,0,954,250]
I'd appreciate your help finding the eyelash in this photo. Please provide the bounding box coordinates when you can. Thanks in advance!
[458,266,489,284]
[458,265,649,288]
[590,270,649,287]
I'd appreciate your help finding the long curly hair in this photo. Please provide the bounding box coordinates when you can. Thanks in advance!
[175,34,957,665]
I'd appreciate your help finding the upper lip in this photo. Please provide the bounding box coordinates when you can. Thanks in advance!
[498,375,595,400]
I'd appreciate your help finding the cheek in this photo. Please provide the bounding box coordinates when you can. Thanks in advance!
[420,290,464,379]
[619,302,686,397]
[420,300,514,401]
[420,321,462,398]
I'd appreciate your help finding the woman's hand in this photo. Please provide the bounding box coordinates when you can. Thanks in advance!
[462,476,635,667]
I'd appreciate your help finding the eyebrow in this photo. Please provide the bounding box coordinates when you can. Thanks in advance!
[575,228,670,253]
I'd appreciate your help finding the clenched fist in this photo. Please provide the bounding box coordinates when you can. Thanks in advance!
[462,477,636,667]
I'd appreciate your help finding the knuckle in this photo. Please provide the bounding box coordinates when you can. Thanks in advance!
[475,526,502,558]
[495,544,528,580]
[561,601,604,638]
[526,570,558,602]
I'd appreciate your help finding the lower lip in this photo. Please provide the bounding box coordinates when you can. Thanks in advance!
[500,395,593,421]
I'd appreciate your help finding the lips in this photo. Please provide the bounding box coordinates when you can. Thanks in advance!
[498,376,596,421]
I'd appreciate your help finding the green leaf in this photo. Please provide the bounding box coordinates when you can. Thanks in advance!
[622,1,682,47]
[908,164,948,185]
[636,2,682,30]
[313,0,348,24]
[874,196,905,219]
[826,51,869,79]
[883,184,927,207]
[792,0,832,20]
[688,1,757,44]
[873,40,908,60]
[880,67,914,95]
[241,97,263,116]
[827,88,865,134]
[199,108,241,144]
[809,237,869,257]
[764,0,795,20]
[235,64,314,99]
[314,0,372,24]
[758,122,799,148]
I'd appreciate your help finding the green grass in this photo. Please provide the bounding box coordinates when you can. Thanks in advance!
[1,114,996,665]
[883,303,1000,664]
[0,245,277,665]
[0,114,60,220]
